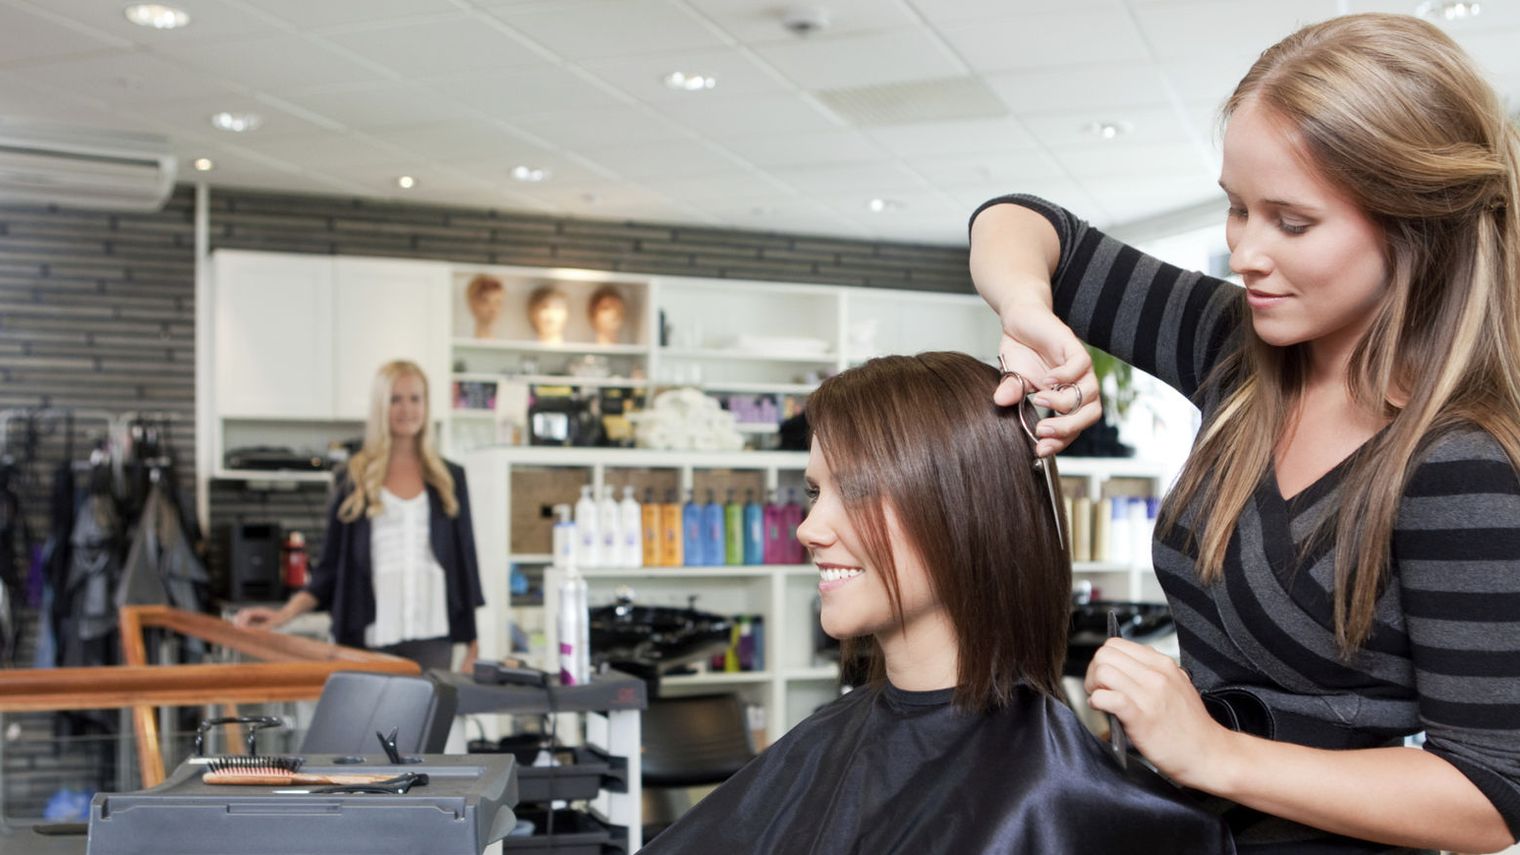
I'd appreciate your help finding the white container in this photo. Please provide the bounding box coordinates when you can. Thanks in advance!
[598,485,620,567]
[557,559,590,686]
[551,504,575,568]
[619,485,643,568]
[1107,497,1132,565]
[574,485,600,567]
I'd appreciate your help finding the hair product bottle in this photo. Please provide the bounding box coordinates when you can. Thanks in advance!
[702,489,725,568]
[743,489,764,565]
[682,489,703,566]
[551,503,575,568]
[780,488,804,564]
[619,486,642,569]
[641,488,660,567]
[556,540,589,686]
[574,485,600,568]
[660,489,683,567]
[724,489,743,565]
[598,485,620,567]
[762,490,784,564]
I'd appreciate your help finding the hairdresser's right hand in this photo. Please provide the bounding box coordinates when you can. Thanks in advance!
[995,303,1101,457]
[233,606,283,630]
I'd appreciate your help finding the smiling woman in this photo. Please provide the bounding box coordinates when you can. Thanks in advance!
[640,352,1234,855]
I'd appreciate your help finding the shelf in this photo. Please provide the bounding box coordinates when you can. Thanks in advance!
[578,564,813,579]
[452,337,646,356]
[660,347,834,364]
[519,374,649,388]
[213,468,333,483]
[450,410,497,420]
[692,381,817,395]
[734,423,780,434]
[1053,457,1173,479]
[661,671,771,687]
[510,553,553,564]
[783,666,840,681]
[463,446,808,469]
[1073,561,1137,573]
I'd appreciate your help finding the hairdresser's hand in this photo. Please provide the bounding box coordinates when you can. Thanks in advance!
[1084,637,1241,790]
[994,305,1100,457]
[233,606,283,630]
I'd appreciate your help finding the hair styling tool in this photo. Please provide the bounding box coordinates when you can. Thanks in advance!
[202,757,421,788]
[1106,609,1130,770]
[187,716,303,769]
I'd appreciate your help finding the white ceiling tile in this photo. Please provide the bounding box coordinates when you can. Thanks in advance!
[1451,28,1520,80]
[1155,56,1254,106]
[446,152,613,186]
[483,0,727,61]
[230,132,409,168]
[864,117,1036,156]
[1022,105,1196,150]
[573,138,745,178]
[577,47,793,103]
[135,92,340,140]
[949,178,1104,221]
[0,70,119,123]
[1078,173,1224,226]
[654,92,839,138]
[0,3,126,64]
[652,171,794,201]
[4,0,278,49]
[816,188,960,219]
[750,28,966,90]
[683,0,921,44]
[153,34,389,92]
[909,0,1125,26]
[985,63,1173,115]
[1133,0,1341,62]
[1053,141,1217,180]
[376,118,554,160]
[768,161,929,194]
[904,149,1068,189]
[510,179,678,214]
[316,15,552,79]
[939,10,1151,73]
[6,51,230,104]
[510,107,692,150]
[432,67,631,120]
[275,83,471,130]
[717,130,887,168]
[256,0,461,30]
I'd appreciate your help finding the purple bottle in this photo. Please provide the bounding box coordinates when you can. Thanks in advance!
[762,490,784,565]
[780,488,804,564]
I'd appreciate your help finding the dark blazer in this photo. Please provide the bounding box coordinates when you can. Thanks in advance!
[304,460,485,648]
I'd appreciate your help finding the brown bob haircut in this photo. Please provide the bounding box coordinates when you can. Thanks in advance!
[806,352,1071,712]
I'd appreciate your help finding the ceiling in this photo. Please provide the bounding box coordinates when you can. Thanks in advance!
[1,0,1517,246]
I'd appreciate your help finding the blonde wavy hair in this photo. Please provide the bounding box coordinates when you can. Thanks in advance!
[337,360,459,523]
[1163,13,1520,653]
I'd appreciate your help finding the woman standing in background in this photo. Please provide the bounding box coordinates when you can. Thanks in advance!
[235,360,484,671]
[970,13,1520,854]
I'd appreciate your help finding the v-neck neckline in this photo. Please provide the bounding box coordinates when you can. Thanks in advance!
[1268,423,1388,508]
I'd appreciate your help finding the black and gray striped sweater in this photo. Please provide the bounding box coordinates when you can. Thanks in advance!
[974,195,1520,854]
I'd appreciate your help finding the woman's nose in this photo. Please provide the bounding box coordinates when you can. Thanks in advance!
[1229,227,1272,278]
[796,512,830,548]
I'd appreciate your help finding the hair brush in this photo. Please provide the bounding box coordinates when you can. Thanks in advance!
[202,757,401,787]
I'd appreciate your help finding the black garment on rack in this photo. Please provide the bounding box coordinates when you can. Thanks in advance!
[642,682,1234,855]
[116,480,209,615]
[58,471,122,669]
[36,457,78,669]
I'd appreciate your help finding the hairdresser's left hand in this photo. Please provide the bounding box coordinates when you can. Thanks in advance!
[1084,637,1241,790]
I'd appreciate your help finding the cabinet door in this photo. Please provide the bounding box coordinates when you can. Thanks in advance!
[213,251,334,419]
[332,258,450,421]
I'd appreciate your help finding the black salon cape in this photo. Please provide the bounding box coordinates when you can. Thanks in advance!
[642,682,1235,855]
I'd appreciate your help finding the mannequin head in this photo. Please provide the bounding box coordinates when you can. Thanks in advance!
[799,352,1070,711]
[588,286,626,345]
[527,285,569,344]
[466,275,505,339]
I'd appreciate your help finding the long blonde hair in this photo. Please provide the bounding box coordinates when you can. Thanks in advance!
[1163,13,1520,654]
[337,360,459,522]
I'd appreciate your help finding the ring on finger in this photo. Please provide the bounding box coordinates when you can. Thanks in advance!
[1051,383,1084,414]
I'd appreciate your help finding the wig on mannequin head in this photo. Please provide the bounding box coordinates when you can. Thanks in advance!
[1164,12,1520,652]
[806,352,1070,712]
[337,360,458,523]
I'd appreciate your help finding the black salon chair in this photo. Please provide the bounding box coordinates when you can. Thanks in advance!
[641,693,756,842]
[301,671,458,756]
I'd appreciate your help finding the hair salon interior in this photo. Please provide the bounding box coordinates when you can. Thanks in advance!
[0,1,1517,853]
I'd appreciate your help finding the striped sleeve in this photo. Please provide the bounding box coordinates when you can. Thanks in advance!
[969,194,1244,401]
[1396,428,1520,837]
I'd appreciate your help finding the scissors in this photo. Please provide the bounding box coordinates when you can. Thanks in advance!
[997,355,1066,550]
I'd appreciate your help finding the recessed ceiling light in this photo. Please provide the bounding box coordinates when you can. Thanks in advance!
[192,157,214,172]
[511,165,551,183]
[1415,0,1480,20]
[124,3,190,30]
[662,71,717,92]
[210,112,262,133]
[1086,121,1131,140]
[867,198,902,214]
[396,176,417,189]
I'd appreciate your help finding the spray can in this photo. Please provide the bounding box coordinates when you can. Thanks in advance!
[556,552,590,687]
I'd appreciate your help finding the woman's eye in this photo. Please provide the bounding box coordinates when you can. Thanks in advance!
[1278,221,1310,235]
[1226,207,1246,220]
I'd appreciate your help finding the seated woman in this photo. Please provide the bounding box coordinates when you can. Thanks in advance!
[643,352,1234,855]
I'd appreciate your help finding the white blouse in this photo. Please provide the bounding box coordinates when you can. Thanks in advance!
[364,487,451,649]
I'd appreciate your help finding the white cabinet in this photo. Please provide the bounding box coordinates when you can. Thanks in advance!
[332,258,450,421]
[213,252,334,419]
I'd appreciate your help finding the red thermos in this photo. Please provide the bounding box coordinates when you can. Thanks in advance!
[283,531,308,589]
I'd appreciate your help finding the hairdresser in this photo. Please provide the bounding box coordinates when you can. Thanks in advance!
[969,14,1520,855]
[234,360,485,672]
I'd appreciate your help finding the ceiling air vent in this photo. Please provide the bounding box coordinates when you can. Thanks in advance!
[813,76,1009,127]
[0,122,177,211]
